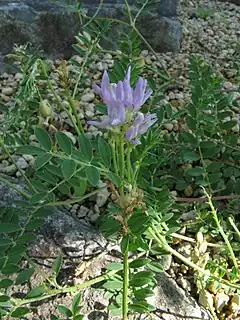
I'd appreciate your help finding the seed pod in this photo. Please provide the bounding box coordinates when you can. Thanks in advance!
[39,100,53,118]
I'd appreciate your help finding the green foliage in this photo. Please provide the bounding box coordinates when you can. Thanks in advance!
[137,55,240,200]
[195,7,215,19]
[51,293,84,320]
[0,1,239,319]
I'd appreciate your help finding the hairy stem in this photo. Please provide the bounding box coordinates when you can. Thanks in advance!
[119,136,125,200]
[122,238,129,320]
[67,95,84,134]
[11,251,145,310]
[148,225,240,289]
[47,187,104,207]
[205,192,239,270]
[228,217,240,240]
[111,138,119,176]
[126,145,133,183]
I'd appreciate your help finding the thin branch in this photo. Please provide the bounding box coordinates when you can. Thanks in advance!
[174,194,240,203]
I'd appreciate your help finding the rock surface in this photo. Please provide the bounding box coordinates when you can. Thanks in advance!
[0,0,181,59]
[220,0,240,4]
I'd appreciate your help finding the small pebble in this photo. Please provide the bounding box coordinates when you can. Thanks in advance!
[2,87,14,96]
[16,157,28,170]
[96,188,110,207]
[77,206,89,218]
[81,93,95,103]
[164,123,174,131]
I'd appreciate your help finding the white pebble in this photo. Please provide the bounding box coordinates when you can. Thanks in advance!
[77,206,89,218]
[2,87,14,96]
[96,61,107,72]
[164,123,174,131]
[96,188,110,207]
[4,164,17,174]
[16,157,28,170]
[85,110,95,118]
[103,53,112,60]
[15,73,23,80]
[81,93,95,103]
[232,124,239,133]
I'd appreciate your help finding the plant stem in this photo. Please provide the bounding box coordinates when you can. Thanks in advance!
[47,187,104,207]
[205,192,239,270]
[12,251,145,309]
[133,0,150,24]
[126,145,133,183]
[72,39,97,99]
[124,0,133,25]
[83,15,170,80]
[122,240,129,320]
[111,138,119,176]
[40,60,82,136]
[39,60,63,111]
[148,225,240,289]
[132,26,169,80]
[67,95,84,134]
[228,217,240,240]
[119,136,125,200]
[83,0,104,28]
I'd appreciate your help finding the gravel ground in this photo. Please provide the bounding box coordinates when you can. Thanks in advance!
[0,0,240,319]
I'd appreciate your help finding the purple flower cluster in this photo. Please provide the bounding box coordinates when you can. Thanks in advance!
[88,67,157,144]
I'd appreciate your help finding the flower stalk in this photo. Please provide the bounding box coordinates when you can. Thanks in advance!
[123,239,129,320]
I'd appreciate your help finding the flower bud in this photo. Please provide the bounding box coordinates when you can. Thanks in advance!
[39,100,53,118]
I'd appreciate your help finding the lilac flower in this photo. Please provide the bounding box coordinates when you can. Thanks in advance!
[125,112,158,145]
[91,66,152,112]
[88,67,157,144]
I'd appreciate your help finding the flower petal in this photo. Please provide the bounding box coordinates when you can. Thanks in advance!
[133,77,146,110]
[142,89,153,105]
[116,81,124,101]
[101,71,112,103]
[102,70,110,91]
[132,138,141,145]
[125,66,131,82]
[134,112,145,126]
[138,113,157,134]
[108,100,126,126]
[92,84,102,96]
[123,79,133,108]
[126,125,138,141]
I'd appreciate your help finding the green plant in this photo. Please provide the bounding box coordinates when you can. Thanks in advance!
[0,1,240,319]
[195,7,215,20]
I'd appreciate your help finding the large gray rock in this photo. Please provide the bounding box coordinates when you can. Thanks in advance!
[219,0,240,4]
[138,17,182,53]
[0,177,108,259]
[0,0,181,60]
